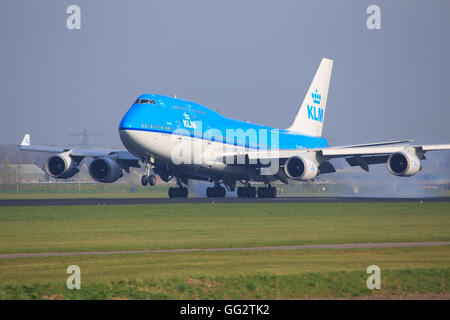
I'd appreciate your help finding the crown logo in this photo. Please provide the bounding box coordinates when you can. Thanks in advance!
[312,89,321,104]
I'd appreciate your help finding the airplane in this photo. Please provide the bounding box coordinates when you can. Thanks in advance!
[19,58,450,198]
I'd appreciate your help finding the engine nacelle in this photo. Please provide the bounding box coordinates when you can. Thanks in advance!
[46,154,79,179]
[89,158,123,183]
[387,151,421,177]
[284,156,319,181]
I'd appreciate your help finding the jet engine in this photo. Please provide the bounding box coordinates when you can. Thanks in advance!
[89,158,124,183]
[284,156,319,181]
[46,154,79,179]
[387,151,421,177]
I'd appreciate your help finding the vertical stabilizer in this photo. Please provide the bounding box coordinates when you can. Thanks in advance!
[20,134,30,146]
[287,58,333,137]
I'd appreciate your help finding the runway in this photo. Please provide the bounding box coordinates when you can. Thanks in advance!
[1,196,450,206]
[1,241,449,259]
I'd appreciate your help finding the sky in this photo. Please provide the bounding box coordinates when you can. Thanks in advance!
[1,0,449,148]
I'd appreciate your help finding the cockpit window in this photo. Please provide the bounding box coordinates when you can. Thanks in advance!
[135,99,156,105]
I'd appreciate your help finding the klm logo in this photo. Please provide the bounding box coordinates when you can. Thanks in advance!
[182,112,196,129]
[307,89,324,123]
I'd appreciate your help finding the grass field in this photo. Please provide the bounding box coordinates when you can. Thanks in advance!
[0,202,449,299]
[2,177,448,199]
[0,184,170,199]
[0,182,356,199]
[0,183,334,200]
[1,181,447,199]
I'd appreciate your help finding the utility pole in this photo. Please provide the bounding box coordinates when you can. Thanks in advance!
[69,125,101,148]
[16,165,19,193]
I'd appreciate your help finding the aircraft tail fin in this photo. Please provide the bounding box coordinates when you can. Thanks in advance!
[287,58,333,137]
[20,134,30,147]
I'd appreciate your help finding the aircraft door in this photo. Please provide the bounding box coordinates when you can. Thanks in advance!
[175,120,182,141]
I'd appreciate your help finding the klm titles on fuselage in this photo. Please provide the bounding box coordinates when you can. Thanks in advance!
[307,89,324,123]
[182,112,197,129]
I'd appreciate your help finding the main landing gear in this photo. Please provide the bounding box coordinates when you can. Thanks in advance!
[206,180,226,198]
[168,176,188,198]
[237,180,256,198]
[206,185,226,198]
[237,185,256,198]
[168,186,188,198]
[257,186,277,198]
[237,182,277,198]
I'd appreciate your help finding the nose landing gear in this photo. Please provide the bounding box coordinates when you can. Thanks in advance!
[141,161,156,186]
[141,174,156,186]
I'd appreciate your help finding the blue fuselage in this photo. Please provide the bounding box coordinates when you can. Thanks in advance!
[119,94,329,151]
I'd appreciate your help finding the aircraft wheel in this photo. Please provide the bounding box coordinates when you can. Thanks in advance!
[182,187,188,198]
[270,187,277,198]
[169,187,188,198]
[238,186,250,198]
[257,187,265,198]
[237,186,245,198]
[141,175,148,186]
[148,175,156,186]
[219,186,226,198]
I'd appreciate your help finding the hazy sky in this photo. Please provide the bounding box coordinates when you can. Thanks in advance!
[1,0,449,148]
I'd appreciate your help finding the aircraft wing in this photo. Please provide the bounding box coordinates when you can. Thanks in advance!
[330,139,413,149]
[320,144,450,157]
[221,141,450,173]
[18,134,140,167]
[227,141,411,161]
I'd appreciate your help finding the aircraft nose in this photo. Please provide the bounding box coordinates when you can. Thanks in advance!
[118,104,142,153]
[119,127,137,154]
[119,106,139,130]
[119,113,132,129]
